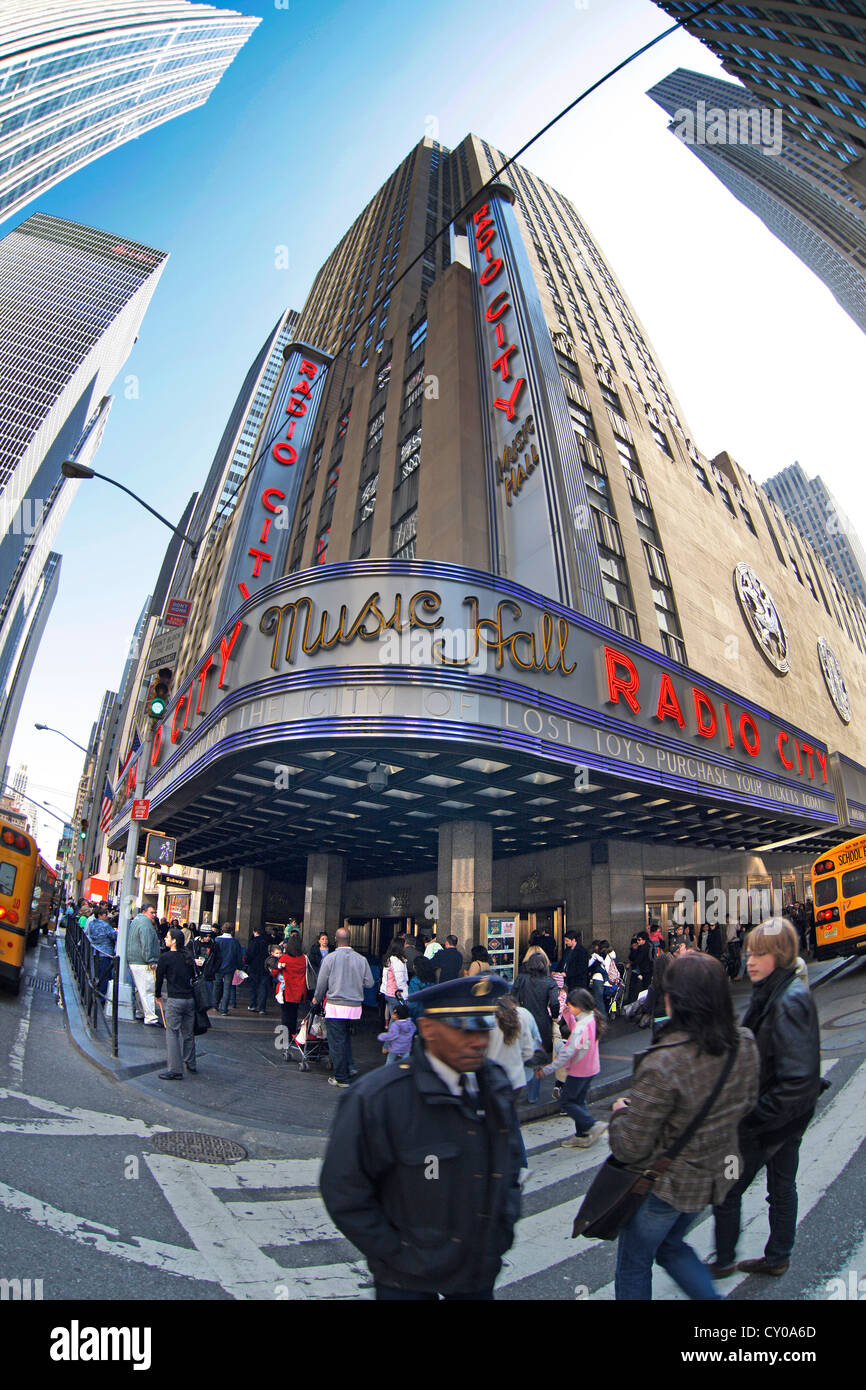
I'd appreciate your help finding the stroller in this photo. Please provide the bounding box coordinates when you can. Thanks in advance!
[286,1007,330,1072]
[608,964,631,1019]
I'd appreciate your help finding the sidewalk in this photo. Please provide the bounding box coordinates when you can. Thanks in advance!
[56,939,838,1140]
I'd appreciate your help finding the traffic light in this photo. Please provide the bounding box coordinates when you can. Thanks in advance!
[80,817,88,842]
[148,667,173,720]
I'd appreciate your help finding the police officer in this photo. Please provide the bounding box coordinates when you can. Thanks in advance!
[320,974,523,1300]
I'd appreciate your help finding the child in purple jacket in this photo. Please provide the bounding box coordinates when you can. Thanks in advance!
[377,1001,416,1066]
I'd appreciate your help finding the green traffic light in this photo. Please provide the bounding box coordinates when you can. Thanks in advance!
[149,695,167,718]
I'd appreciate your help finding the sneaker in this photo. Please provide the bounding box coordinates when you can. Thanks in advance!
[143,1019,160,1026]
[185,1065,197,1073]
[348,1069,359,1079]
[737,1257,789,1277]
[705,1259,737,1279]
[517,1166,532,1186]
[158,1071,182,1080]
[247,1006,255,1012]
[561,1134,595,1148]
[551,1085,561,1100]
[586,1121,608,1141]
[328,1077,349,1089]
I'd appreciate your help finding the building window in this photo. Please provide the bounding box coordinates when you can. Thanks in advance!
[409,319,427,353]
[337,409,351,439]
[404,365,425,411]
[391,508,417,558]
[400,428,422,479]
[367,408,385,451]
[323,465,340,503]
[316,528,330,564]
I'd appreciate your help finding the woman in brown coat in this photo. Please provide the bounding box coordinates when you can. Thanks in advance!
[609,951,760,1300]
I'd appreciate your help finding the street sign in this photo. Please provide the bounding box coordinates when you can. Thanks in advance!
[131,799,150,820]
[165,598,192,628]
[144,626,179,675]
[158,874,189,888]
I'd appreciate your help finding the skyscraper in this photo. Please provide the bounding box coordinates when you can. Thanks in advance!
[653,2,866,194]
[648,68,866,332]
[103,135,866,951]
[0,212,167,778]
[764,460,866,606]
[0,0,260,224]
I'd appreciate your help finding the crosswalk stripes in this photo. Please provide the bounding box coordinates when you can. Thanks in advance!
[137,1055,859,1301]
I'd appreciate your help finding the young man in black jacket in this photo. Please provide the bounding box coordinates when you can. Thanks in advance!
[709,918,821,1279]
[320,975,522,1299]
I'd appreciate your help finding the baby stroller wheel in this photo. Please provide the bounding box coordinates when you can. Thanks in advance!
[298,1060,309,1072]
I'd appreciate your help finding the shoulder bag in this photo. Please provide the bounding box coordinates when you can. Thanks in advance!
[572,1040,739,1241]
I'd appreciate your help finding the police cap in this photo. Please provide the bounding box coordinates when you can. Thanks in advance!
[410,973,510,1031]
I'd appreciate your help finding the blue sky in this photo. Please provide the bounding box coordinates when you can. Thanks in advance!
[8,0,866,857]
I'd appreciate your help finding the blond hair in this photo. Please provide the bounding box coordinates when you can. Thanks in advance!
[522,944,549,965]
[745,917,798,969]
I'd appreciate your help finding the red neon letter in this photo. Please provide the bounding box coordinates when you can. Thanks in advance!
[485,292,508,322]
[150,726,162,765]
[171,695,187,744]
[479,257,503,285]
[655,674,685,729]
[248,547,271,578]
[604,647,641,715]
[286,397,307,418]
[739,713,760,757]
[815,748,827,784]
[492,378,526,422]
[491,345,518,380]
[218,621,243,688]
[299,359,318,379]
[475,224,495,251]
[472,204,490,224]
[692,688,717,739]
[196,655,214,715]
[272,442,297,465]
[721,702,735,749]
[777,730,793,770]
[800,741,815,779]
[262,487,286,513]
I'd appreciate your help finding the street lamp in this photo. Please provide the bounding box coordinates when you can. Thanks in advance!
[61,461,199,558]
[34,723,89,754]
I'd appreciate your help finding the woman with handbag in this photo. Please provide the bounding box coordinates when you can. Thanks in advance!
[606,951,759,1300]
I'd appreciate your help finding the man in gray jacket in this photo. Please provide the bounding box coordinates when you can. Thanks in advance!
[313,927,373,1088]
[127,904,161,1024]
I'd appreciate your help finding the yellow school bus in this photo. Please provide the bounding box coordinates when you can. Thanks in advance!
[0,822,41,995]
[811,834,866,961]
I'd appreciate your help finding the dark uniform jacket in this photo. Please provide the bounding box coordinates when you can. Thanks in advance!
[740,967,821,1140]
[563,943,589,991]
[320,1039,523,1294]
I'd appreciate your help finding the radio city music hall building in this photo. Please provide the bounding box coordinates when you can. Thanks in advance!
[106,134,866,958]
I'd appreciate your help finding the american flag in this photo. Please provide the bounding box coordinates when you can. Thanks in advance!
[116,728,141,783]
[99,776,114,833]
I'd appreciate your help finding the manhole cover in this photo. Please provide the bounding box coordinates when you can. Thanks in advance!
[148,1132,248,1163]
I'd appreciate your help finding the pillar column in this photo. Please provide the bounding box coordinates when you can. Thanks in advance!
[437,820,492,951]
[237,867,267,941]
[304,853,346,937]
[213,869,238,927]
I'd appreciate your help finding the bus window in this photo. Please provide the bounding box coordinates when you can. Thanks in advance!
[841,866,866,899]
[0,862,16,896]
[814,877,838,907]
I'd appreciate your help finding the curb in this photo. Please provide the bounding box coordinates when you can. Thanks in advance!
[55,935,126,1084]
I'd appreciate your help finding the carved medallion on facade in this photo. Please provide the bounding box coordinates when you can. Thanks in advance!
[733,563,790,674]
[817,637,851,723]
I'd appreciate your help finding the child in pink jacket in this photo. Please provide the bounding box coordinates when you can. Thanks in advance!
[539,988,607,1150]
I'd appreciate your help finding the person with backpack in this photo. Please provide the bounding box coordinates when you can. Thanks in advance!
[380,938,409,1025]
[512,945,560,1085]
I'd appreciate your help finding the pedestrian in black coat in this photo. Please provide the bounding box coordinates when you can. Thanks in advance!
[320,977,522,1298]
[561,931,589,991]
[512,948,560,1053]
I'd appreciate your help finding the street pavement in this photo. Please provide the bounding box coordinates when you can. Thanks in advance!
[1,934,864,1302]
